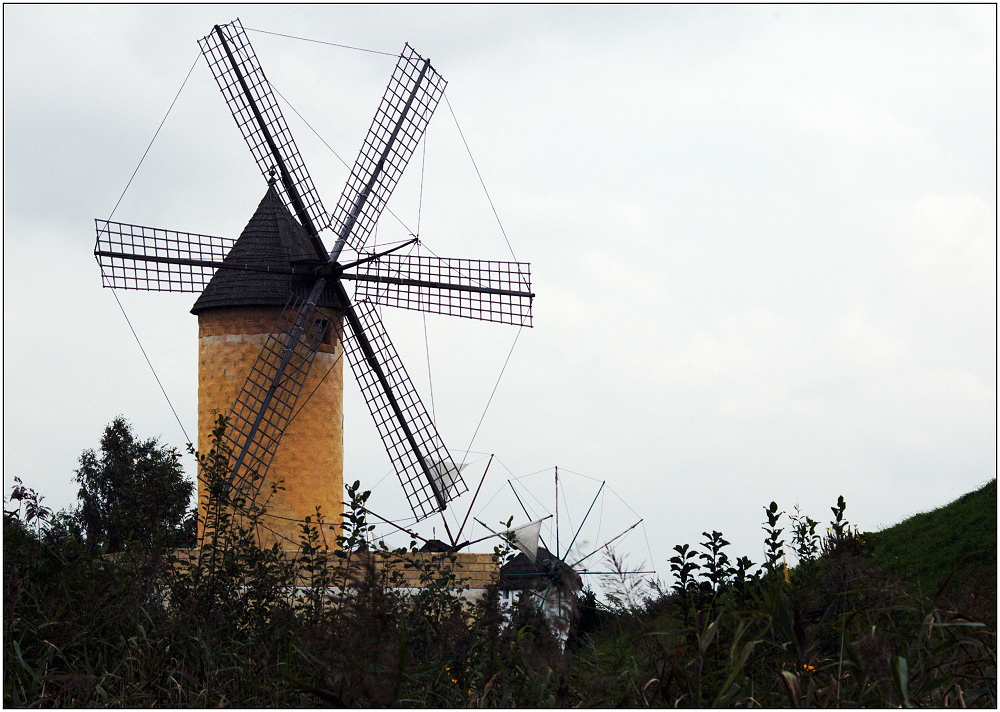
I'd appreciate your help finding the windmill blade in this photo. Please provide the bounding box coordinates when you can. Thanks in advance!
[199,19,329,253]
[94,220,311,292]
[220,282,332,497]
[328,45,447,257]
[95,220,236,292]
[342,253,533,326]
[342,298,467,521]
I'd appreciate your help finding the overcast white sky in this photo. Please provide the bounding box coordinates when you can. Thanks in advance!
[4,5,995,577]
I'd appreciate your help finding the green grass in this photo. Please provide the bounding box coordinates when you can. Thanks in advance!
[865,479,996,597]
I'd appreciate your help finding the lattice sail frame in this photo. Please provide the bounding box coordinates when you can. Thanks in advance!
[95,220,236,292]
[343,300,468,521]
[93,220,533,328]
[199,19,329,235]
[221,293,330,498]
[329,45,447,254]
[348,253,533,326]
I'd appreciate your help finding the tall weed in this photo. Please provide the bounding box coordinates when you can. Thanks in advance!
[4,448,994,708]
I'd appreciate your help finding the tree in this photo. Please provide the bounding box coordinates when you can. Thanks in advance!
[73,417,195,553]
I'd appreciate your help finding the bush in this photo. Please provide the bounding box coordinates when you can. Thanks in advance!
[3,435,995,707]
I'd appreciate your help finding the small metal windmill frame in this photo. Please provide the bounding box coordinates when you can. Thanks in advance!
[94,19,534,531]
[486,466,652,644]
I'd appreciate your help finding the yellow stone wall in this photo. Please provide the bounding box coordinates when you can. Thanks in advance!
[197,306,344,548]
[170,548,500,591]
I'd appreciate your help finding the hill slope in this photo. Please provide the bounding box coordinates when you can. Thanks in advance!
[865,478,996,597]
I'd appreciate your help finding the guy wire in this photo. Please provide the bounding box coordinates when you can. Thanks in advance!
[415,133,438,424]
[459,325,523,470]
[107,286,192,446]
[270,81,416,237]
[101,52,202,447]
[245,27,400,57]
[107,52,201,221]
[443,93,518,263]
[283,344,344,431]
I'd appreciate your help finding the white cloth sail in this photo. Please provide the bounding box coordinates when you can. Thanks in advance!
[428,458,466,501]
[505,519,543,563]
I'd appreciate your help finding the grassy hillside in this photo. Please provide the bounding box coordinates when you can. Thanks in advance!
[865,479,996,597]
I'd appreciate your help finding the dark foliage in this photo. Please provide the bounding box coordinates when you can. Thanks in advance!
[71,416,195,553]
[3,434,995,707]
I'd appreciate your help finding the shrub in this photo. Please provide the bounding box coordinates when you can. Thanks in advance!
[3,437,995,708]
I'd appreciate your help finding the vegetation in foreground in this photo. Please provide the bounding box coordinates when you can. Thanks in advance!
[3,419,996,707]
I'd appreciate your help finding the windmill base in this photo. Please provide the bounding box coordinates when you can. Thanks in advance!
[169,548,500,598]
[196,306,345,549]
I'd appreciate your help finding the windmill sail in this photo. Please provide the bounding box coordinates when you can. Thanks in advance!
[429,457,466,502]
[199,19,330,246]
[505,519,544,564]
[345,253,533,326]
[221,286,331,498]
[342,299,467,520]
[95,221,236,292]
[328,44,447,256]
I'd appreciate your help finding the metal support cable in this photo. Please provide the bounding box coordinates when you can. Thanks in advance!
[107,287,192,445]
[471,481,507,519]
[269,82,351,171]
[244,26,399,58]
[558,476,575,552]
[459,325,523,469]
[283,342,344,431]
[641,521,658,579]
[107,52,201,221]
[422,313,436,424]
[369,468,396,492]
[100,52,202,447]
[416,134,437,424]
[270,82,416,238]
[443,93,518,262]
[416,131,428,238]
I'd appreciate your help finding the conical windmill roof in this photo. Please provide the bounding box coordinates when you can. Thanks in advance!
[191,186,339,314]
[499,547,583,592]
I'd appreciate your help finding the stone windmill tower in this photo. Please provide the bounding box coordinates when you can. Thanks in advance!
[94,20,534,548]
[190,184,345,543]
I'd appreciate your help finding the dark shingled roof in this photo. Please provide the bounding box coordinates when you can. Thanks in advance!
[418,539,453,553]
[499,547,583,592]
[191,186,341,314]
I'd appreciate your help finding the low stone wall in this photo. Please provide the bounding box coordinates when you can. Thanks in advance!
[167,548,499,591]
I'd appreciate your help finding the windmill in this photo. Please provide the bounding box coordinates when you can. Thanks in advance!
[483,467,651,648]
[93,19,533,547]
